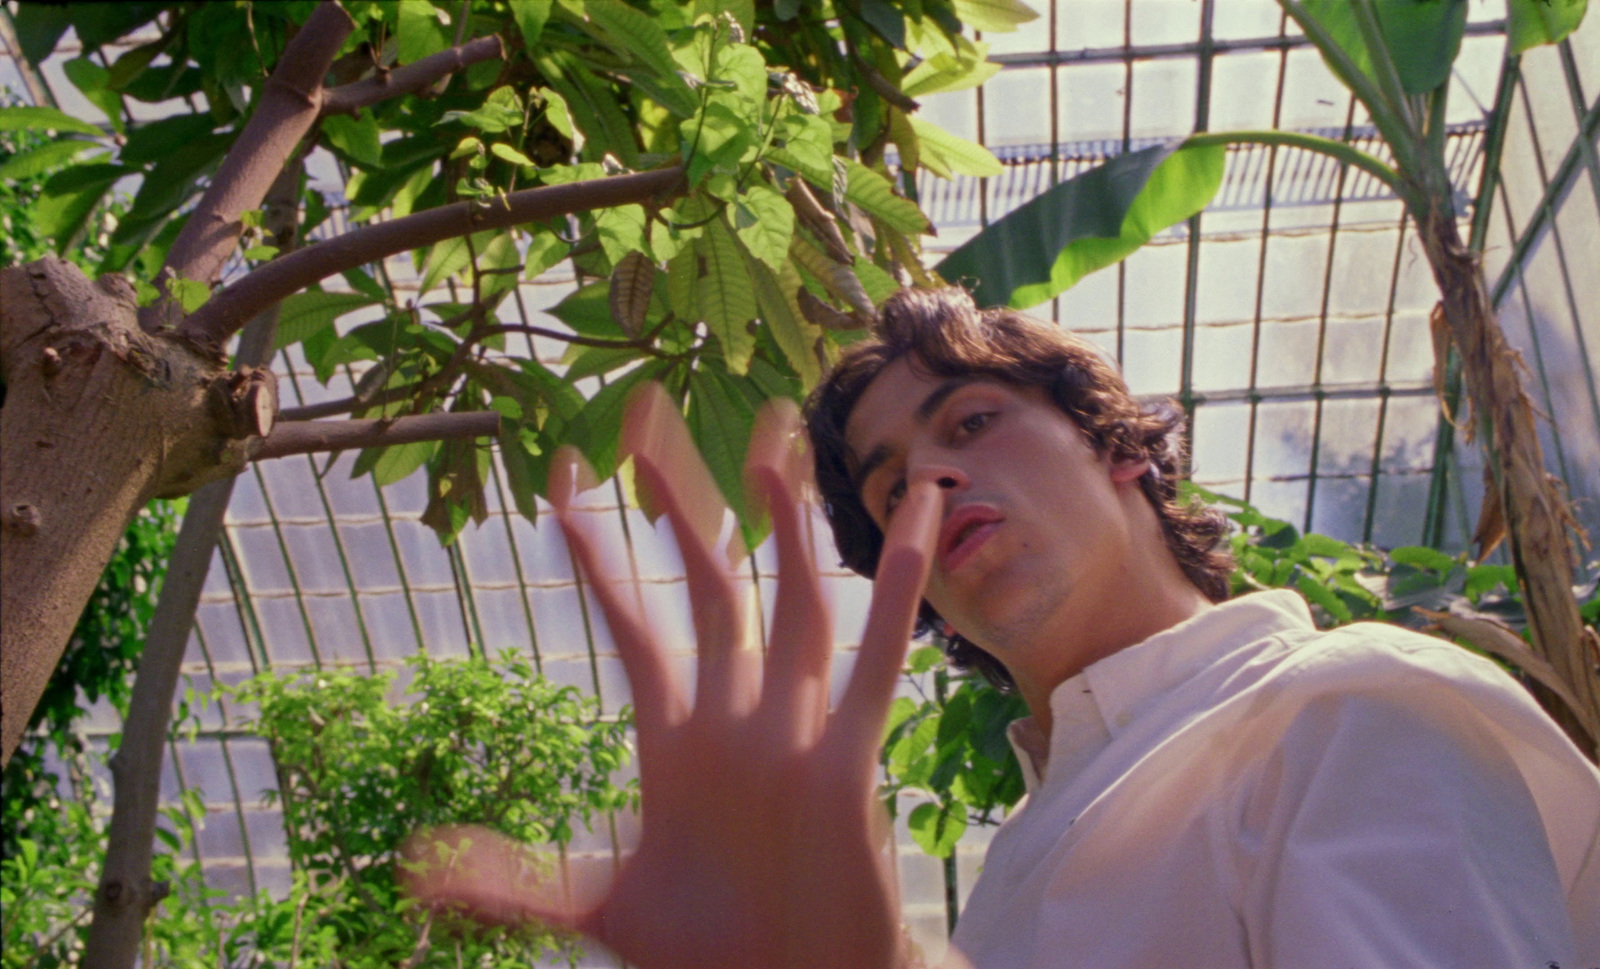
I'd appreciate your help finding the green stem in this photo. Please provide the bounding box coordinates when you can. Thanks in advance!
[1277,0,1420,175]
[1181,129,1417,208]
[1349,0,1418,132]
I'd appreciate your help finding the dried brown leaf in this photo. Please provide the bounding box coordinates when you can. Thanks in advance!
[608,250,655,339]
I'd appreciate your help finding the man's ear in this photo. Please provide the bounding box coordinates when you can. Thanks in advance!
[1109,457,1150,484]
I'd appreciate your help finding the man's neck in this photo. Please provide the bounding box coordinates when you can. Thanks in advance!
[1011,581,1213,745]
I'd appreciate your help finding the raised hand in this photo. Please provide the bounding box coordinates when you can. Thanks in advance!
[405,383,943,969]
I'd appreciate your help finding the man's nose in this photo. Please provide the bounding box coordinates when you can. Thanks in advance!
[907,462,970,492]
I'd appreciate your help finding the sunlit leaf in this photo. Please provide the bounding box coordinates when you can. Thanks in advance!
[0,139,98,180]
[907,116,1002,176]
[697,219,758,372]
[0,105,103,136]
[1507,0,1588,53]
[936,143,1223,309]
[907,802,966,858]
[733,182,794,271]
[951,0,1039,32]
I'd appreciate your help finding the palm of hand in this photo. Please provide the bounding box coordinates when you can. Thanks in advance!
[406,385,942,969]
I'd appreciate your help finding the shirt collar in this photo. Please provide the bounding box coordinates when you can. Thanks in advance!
[1007,590,1314,791]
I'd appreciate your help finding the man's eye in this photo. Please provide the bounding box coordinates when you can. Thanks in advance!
[884,480,906,517]
[958,412,992,435]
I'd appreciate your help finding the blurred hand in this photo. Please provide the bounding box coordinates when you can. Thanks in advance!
[404,383,943,969]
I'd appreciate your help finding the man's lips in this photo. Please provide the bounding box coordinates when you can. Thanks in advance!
[938,504,1003,572]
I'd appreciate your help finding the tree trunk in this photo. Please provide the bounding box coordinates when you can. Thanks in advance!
[0,259,260,765]
[1417,209,1600,760]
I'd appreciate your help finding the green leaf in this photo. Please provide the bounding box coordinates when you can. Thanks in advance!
[323,112,384,167]
[587,0,699,116]
[418,231,483,297]
[356,439,439,486]
[743,246,822,389]
[1296,573,1353,625]
[550,279,630,338]
[120,114,216,165]
[524,230,572,279]
[0,139,98,180]
[274,291,383,350]
[1390,545,1458,574]
[397,0,452,65]
[908,802,966,857]
[687,362,762,528]
[63,56,125,134]
[951,0,1040,32]
[902,40,1000,97]
[936,143,1224,310]
[907,116,1002,177]
[698,220,758,372]
[1301,0,1466,95]
[858,0,907,48]
[0,105,103,136]
[538,86,584,152]
[733,183,795,271]
[595,203,649,265]
[490,142,537,167]
[512,0,553,48]
[842,160,929,235]
[1298,533,1355,559]
[1507,0,1588,53]
[34,163,126,250]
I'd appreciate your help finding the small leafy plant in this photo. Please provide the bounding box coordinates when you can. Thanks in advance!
[231,650,635,967]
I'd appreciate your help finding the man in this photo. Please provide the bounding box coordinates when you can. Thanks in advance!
[412,287,1600,969]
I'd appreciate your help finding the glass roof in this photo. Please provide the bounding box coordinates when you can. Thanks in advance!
[8,2,1598,965]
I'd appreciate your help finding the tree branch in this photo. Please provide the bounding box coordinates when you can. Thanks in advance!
[320,35,506,117]
[140,1,355,333]
[178,165,688,351]
[251,412,501,461]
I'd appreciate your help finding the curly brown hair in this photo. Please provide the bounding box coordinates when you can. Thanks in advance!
[804,287,1233,691]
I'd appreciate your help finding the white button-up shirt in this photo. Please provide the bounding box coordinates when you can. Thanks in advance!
[948,590,1600,969]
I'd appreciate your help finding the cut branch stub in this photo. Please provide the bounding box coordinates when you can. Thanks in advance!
[251,412,502,462]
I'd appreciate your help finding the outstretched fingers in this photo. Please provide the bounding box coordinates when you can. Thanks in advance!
[622,383,761,720]
[827,477,942,782]
[400,825,609,934]
[746,399,834,749]
[550,446,687,741]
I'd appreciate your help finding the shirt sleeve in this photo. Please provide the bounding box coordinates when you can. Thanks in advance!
[1238,690,1578,969]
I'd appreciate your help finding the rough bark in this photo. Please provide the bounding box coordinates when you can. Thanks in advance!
[1417,208,1600,759]
[81,157,304,969]
[0,259,253,764]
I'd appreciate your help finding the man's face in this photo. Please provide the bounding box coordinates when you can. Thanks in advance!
[844,357,1149,683]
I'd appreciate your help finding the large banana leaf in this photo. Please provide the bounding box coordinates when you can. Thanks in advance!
[935,142,1224,310]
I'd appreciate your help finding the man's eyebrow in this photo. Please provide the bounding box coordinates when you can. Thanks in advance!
[852,377,980,492]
